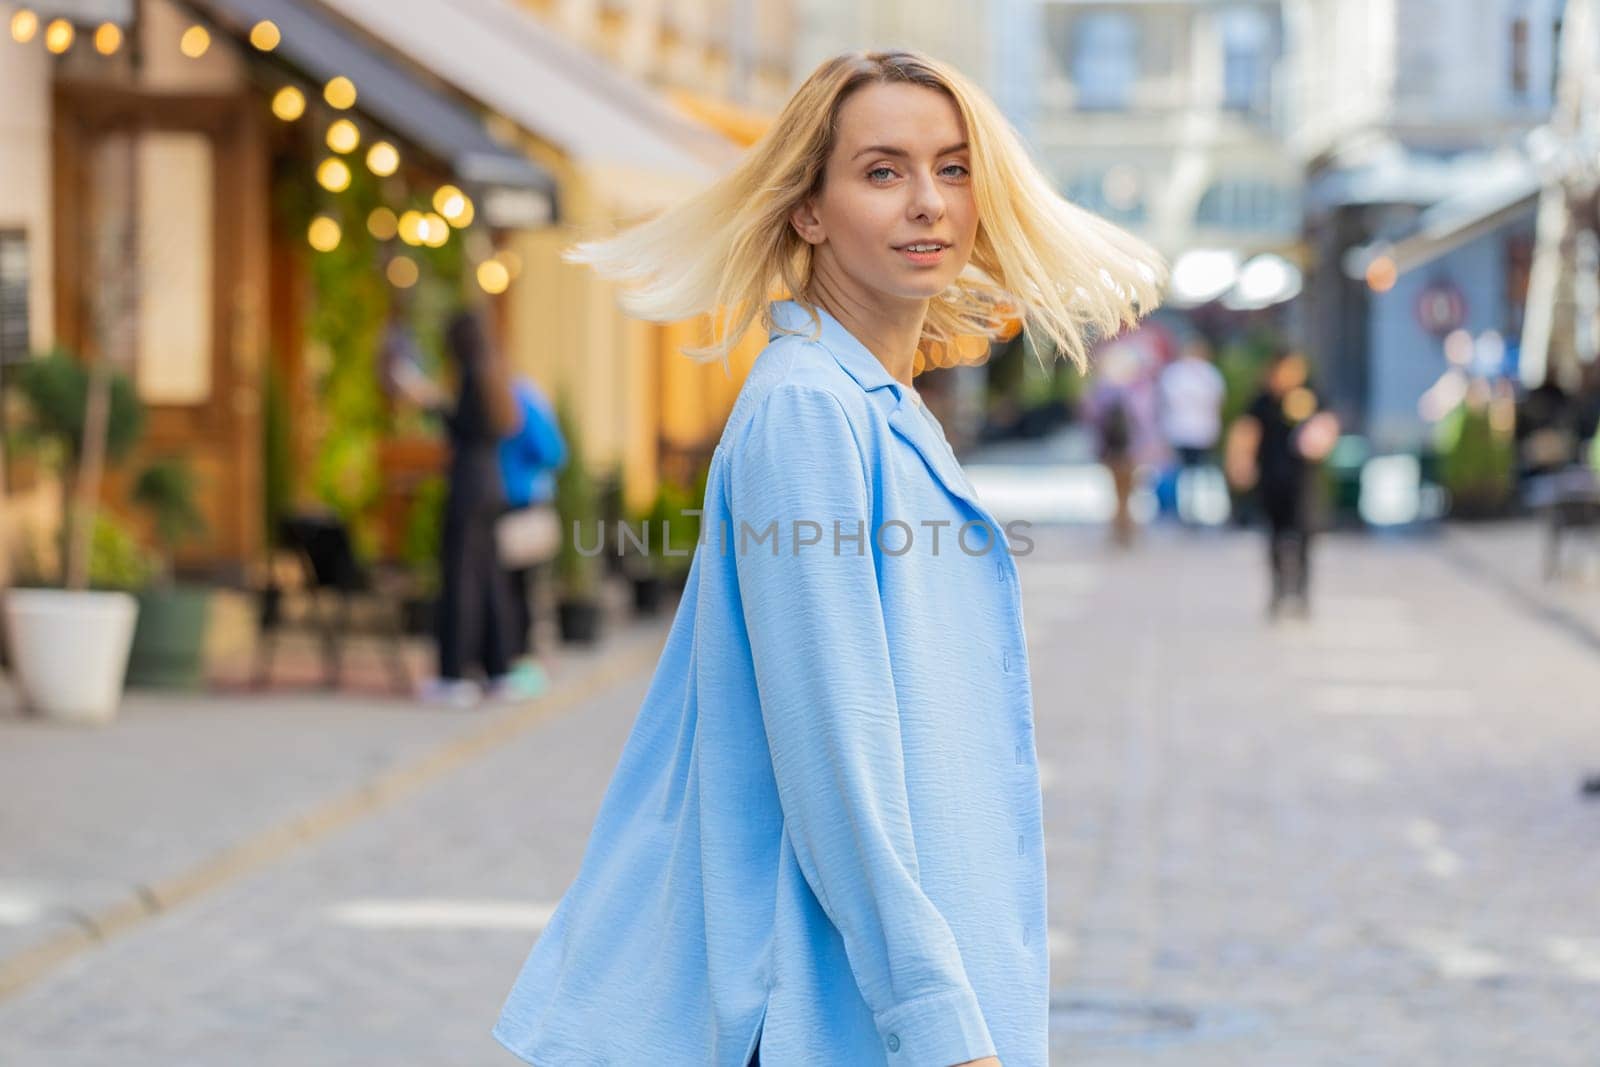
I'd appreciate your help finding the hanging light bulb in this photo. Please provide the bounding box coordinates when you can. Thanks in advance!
[179,24,210,59]
[271,86,306,121]
[323,76,357,110]
[325,119,360,154]
[368,207,398,241]
[365,141,400,177]
[386,257,419,289]
[249,20,280,51]
[93,22,122,55]
[476,260,510,295]
[307,216,342,253]
[316,158,352,193]
[10,10,39,44]
[397,210,425,246]
[495,249,523,279]
[43,17,73,54]
[422,213,449,248]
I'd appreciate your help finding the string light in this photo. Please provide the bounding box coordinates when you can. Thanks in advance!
[316,158,351,193]
[433,185,464,218]
[495,250,523,279]
[323,76,357,110]
[368,207,398,240]
[366,141,399,177]
[422,213,449,248]
[397,211,425,246]
[93,22,122,55]
[386,257,419,289]
[11,9,39,44]
[307,216,342,253]
[43,17,73,53]
[249,20,280,51]
[326,119,360,154]
[476,260,510,295]
[179,24,210,59]
[271,86,306,121]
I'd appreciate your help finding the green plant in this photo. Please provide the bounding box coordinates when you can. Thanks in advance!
[88,513,157,592]
[131,457,207,582]
[9,349,145,588]
[552,392,601,599]
[1436,399,1513,517]
[400,474,446,597]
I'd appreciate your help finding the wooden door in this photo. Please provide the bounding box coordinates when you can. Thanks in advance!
[53,84,268,580]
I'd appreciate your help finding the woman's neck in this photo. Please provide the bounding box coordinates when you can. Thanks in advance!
[807,268,926,389]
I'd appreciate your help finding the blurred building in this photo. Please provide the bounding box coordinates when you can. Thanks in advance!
[519,0,794,114]
[1033,1,1301,267]
[0,0,759,579]
[1288,0,1562,450]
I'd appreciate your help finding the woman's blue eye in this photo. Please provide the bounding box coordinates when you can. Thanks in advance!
[867,166,896,181]
[941,163,970,178]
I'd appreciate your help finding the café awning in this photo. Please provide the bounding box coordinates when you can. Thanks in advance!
[184,0,557,203]
[316,0,741,204]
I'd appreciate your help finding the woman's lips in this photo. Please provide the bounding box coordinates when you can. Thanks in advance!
[896,244,947,266]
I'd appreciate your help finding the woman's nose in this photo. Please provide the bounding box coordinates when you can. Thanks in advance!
[907,172,946,223]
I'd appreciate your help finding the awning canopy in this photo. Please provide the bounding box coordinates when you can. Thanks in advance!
[183,0,557,202]
[316,0,740,195]
[1342,163,1541,279]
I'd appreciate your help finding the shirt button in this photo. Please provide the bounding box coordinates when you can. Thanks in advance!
[1002,650,1011,672]
[886,1033,901,1053]
[1017,833,1025,857]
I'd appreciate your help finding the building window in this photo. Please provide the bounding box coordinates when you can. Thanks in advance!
[1070,13,1139,111]
[1220,7,1274,113]
[1195,179,1299,233]
[1064,167,1147,225]
[0,231,27,367]
[1510,17,1530,98]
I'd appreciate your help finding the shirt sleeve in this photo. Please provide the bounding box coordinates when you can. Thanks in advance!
[729,383,997,1067]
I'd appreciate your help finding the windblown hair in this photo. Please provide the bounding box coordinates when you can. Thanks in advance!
[567,49,1166,371]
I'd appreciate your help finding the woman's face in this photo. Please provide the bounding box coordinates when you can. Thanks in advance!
[792,82,979,307]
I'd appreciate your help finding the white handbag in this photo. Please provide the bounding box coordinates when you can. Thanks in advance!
[495,504,561,568]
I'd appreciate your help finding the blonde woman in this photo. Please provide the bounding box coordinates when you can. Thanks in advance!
[493,50,1162,1067]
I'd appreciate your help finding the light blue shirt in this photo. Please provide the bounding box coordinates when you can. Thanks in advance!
[493,300,1047,1067]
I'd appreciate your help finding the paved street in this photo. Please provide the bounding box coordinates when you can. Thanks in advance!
[3,514,1600,1065]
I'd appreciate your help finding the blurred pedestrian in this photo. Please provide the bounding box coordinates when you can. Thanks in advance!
[1158,336,1225,525]
[493,375,567,698]
[421,309,522,706]
[491,49,1163,1067]
[1085,345,1146,548]
[1226,349,1340,619]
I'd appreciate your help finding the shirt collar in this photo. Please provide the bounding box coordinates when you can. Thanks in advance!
[768,299,901,396]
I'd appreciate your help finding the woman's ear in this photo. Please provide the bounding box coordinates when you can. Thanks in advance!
[789,198,825,246]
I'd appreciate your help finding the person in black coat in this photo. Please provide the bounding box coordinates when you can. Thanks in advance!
[424,309,521,705]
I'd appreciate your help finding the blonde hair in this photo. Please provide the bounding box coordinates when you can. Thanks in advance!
[568,49,1166,371]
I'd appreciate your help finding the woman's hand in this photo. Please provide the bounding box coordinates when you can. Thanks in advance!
[953,1058,1002,1067]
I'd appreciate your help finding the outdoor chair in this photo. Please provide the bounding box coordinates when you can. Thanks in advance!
[254,511,415,694]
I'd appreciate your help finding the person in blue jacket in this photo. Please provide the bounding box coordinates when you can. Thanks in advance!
[496,376,567,694]
[492,50,1163,1067]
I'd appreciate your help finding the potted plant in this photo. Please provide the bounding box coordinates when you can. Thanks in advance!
[124,457,212,689]
[552,394,603,644]
[626,478,698,616]
[3,349,145,724]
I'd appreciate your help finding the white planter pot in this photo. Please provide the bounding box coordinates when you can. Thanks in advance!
[4,588,139,725]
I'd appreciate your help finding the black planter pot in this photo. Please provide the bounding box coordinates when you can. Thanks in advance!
[558,597,603,644]
[631,574,664,616]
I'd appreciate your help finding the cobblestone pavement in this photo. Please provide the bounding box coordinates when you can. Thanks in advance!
[2,522,1598,1065]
